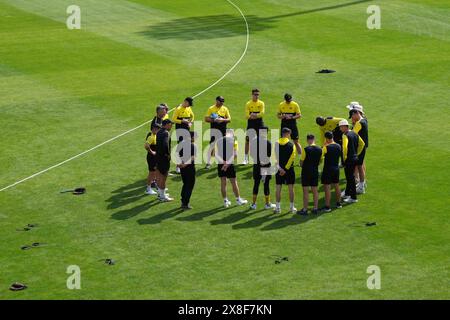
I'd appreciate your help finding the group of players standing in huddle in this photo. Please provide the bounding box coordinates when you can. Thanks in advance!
[144,89,369,214]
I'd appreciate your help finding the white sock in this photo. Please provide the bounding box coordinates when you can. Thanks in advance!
[158,188,165,197]
[290,202,295,209]
[276,202,280,208]
[224,197,229,202]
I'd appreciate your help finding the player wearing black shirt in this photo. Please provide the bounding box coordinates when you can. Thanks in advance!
[321,131,342,212]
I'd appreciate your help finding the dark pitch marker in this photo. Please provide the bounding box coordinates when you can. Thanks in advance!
[60,187,86,195]
[9,282,27,291]
[100,258,116,265]
[271,255,289,264]
[16,223,38,232]
[316,69,336,73]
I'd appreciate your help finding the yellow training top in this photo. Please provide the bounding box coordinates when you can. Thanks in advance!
[245,100,265,119]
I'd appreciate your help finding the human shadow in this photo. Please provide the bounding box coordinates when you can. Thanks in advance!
[138,0,373,41]
[209,208,262,225]
[176,206,231,222]
[232,212,290,230]
[261,210,323,231]
[106,179,147,210]
[137,207,184,225]
[110,198,161,220]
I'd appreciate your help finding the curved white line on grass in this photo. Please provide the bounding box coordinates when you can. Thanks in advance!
[0,0,249,192]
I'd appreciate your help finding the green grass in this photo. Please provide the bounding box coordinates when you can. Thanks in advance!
[0,0,449,299]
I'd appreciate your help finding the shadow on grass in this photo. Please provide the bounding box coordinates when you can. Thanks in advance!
[176,206,231,222]
[210,208,261,225]
[260,211,323,231]
[137,0,373,41]
[137,207,184,225]
[106,179,147,210]
[111,198,161,220]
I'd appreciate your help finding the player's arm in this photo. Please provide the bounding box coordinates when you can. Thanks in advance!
[163,132,170,157]
[286,147,296,170]
[342,136,348,163]
[277,104,284,120]
[299,147,306,167]
[357,135,366,155]
[292,103,302,120]
[257,102,265,118]
[172,108,182,124]
[245,103,251,119]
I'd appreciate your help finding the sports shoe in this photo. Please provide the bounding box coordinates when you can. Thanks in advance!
[290,207,297,214]
[273,207,281,214]
[242,157,249,165]
[336,202,343,209]
[356,183,366,194]
[159,196,174,202]
[205,164,211,170]
[224,199,231,208]
[321,206,332,213]
[181,204,193,210]
[264,203,276,210]
[343,198,358,204]
[250,203,257,210]
[298,208,308,216]
[175,167,181,174]
[145,188,158,195]
[236,198,248,206]
[311,208,319,215]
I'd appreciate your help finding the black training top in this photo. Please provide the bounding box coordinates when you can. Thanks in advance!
[323,143,341,169]
[301,145,322,172]
[156,128,171,158]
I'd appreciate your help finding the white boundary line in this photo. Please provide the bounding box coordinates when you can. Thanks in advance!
[0,0,249,193]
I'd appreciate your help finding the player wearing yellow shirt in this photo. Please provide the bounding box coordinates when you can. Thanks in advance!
[315,116,345,146]
[204,96,231,169]
[277,93,302,154]
[172,97,194,174]
[244,88,265,164]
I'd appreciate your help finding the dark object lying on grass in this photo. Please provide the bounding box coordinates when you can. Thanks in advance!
[348,221,377,227]
[316,69,336,73]
[60,187,86,195]
[16,223,38,232]
[21,242,45,250]
[271,255,289,264]
[100,258,116,265]
[9,282,27,291]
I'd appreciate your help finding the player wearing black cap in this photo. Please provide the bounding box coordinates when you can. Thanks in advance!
[177,131,197,210]
[277,93,302,154]
[321,131,342,212]
[298,134,322,215]
[339,119,365,203]
[274,127,297,214]
[204,96,231,169]
[249,126,276,210]
[156,119,174,202]
[144,123,161,195]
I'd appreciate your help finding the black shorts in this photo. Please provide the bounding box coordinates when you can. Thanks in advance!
[156,156,170,175]
[356,148,366,165]
[218,164,236,179]
[246,119,264,139]
[253,164,272,181]
[301,169,319,187]
[147,153,157,172]
[209,128,226,144]
[321,167,340,184]
[281,123,299,140]
[276,168,295,185]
